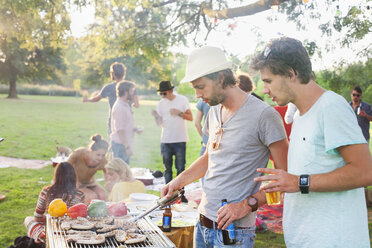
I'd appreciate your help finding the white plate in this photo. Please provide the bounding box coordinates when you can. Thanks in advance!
[130,193,159,202]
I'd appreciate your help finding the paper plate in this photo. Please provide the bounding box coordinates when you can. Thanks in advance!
[130,193,159,202]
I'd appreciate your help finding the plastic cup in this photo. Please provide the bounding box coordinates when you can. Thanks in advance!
[261,181,281,205]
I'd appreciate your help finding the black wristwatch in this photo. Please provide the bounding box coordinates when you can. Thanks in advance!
[247,196,258,212]
[299,174,310,194]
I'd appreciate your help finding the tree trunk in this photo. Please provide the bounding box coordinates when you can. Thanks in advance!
[7,79,18,99]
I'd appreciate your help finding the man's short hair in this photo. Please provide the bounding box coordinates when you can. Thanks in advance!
[116,81,135,97]
[110,62,127,80]
[352,86,362,94]
[237,72,255,93]
[204,69,236,88]
[251,37,314,84]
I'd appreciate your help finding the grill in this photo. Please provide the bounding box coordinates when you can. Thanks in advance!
[46,215,176,248]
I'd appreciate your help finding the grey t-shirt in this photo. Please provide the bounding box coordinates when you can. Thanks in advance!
[201,94,286,227]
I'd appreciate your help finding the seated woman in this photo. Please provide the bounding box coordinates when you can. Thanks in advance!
[68,134,108,204]
[104,158,146,202]
[24,162,84,243]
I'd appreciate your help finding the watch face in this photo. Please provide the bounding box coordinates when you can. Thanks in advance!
[300,176,309,186]
[248,197,257,205]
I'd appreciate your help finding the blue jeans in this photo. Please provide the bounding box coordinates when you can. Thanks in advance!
[161,142,186,184]
[111,141,130,164]
[194,221,256,248]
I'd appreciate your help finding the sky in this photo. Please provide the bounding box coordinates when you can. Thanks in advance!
[69,1,371,71]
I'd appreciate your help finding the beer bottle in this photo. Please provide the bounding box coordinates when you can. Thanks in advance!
[162,205,172,232]
[221,199,236,245]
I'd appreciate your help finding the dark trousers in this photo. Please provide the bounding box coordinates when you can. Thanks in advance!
[161,142,186,184]
[111,141,130,164]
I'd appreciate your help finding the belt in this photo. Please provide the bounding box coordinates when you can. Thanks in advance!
[200,214,218,229]
[199,214,251,230]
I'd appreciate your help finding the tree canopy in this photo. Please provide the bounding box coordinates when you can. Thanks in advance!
[0,0,371,97]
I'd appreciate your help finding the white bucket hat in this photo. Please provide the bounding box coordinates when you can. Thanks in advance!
[180,46,233,83]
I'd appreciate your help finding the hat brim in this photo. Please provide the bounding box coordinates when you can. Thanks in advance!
[180,61,233,83]
[157,86,174,92]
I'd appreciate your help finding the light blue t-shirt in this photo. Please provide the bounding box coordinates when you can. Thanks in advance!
[284,91,369,248]
[196,99,210,145]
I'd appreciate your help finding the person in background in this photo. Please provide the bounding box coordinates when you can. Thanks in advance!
[104,158,146,202]
[110,81,142,164]
[24,162,84,243]
[195,98,210,156]
[236,72,263,100]
[349,86,372,143]
[68,134,108,204]
[252,36,372,247]
[82,62,139,137]
[152,80,193,203]
[162,46,288,248]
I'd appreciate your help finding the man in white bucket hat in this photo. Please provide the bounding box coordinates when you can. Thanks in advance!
[162,46,289,247]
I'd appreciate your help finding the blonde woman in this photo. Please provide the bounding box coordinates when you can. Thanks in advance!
[104,158,146,202]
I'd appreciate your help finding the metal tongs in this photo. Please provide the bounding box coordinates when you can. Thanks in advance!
[131,189,185,223]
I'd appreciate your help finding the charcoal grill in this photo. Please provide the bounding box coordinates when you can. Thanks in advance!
[46,215,176,248]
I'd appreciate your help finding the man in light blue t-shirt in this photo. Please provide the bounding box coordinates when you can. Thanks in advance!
[252,37,372,248]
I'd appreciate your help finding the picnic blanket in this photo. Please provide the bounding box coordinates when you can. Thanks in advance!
[257,203,283,234]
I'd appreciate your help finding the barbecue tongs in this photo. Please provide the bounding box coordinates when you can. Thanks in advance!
[131,189,185,223]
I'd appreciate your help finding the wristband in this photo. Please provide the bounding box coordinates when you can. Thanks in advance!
[178,112,183,118]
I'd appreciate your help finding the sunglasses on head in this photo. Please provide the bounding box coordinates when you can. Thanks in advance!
[159,92,167,96]
[353,94,361,97]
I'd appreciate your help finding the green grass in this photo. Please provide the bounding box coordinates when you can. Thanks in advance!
[0,94,371,247]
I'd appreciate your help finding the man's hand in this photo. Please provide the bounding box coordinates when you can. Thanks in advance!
[161,178,183,199]
[170,108,182,116]
[255,168,299,193]
[217,200,250,229]
[151,109,159,117]
[134,127,143,135]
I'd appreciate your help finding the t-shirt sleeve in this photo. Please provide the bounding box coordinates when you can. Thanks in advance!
[196,99,203,111]
[203,108,211,137]
[323,95,367,154]
[156,102,161,117]
[259,107,287,146]
[365,103,372,116]
[100,84,110,98]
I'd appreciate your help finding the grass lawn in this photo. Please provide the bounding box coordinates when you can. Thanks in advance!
[0,94,371,247]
